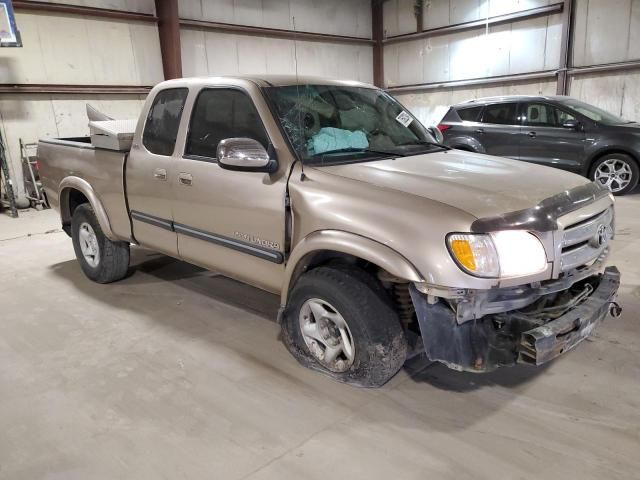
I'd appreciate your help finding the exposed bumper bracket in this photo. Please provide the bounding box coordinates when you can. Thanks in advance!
[410,266,621,372]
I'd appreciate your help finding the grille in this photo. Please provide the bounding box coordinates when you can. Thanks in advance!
[560,207,613,272]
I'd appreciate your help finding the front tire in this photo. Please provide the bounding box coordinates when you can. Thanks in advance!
[282,266,407,387]
[71,203,130,283]
[590,153,639,195]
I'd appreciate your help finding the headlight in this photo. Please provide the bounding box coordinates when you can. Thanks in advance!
[447,231,547,278]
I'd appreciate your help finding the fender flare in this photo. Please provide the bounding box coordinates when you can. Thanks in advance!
[58,176,116,240]
[281,230,424,305]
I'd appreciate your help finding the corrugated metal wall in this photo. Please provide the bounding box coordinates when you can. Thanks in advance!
[179,0,373,82]
[386,0,640,127]
[569,0,640,117]
[0,7,162,203]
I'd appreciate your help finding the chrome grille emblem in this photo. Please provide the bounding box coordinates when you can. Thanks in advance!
[591,224,611,248]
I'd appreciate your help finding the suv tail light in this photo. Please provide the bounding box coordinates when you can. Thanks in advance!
[437,124,451,133]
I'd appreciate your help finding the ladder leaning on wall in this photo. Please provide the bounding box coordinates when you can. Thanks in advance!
[0,132,19,218]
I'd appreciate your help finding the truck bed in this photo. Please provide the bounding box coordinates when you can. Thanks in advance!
[38,137,133,241]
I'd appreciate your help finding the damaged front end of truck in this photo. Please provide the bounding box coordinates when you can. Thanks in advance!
[409,183,622,372]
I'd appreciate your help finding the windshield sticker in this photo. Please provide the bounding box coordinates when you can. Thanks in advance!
[395,111,413,127]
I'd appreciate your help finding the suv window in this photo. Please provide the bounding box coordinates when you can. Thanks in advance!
[457,106,482,122]
[186,88,269,159]
[481,103,518,125]
[143,88,188,156]
[522,102,577,127]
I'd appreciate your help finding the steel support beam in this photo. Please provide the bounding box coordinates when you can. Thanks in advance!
[556,0,574,95]
[12,0,157,22]
[372,0,384,87]
[386,70,557,94]
[0,84,152,94]
[156,0,182,80]
[180,19,374,45]
[384,3,563,45]
[568,60,640,76]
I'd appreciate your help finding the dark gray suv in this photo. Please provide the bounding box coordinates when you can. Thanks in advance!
[438,95,640,195]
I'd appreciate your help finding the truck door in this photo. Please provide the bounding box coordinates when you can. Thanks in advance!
[126,88,188,256]
[171,86,288,293]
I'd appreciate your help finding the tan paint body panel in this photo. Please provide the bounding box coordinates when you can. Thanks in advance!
[38,139,132,241]
[37,75,613,301]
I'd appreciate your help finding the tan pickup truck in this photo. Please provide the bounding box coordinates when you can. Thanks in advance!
[38,76,621,387]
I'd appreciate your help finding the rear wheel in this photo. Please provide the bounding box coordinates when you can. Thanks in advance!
[590,153,639,195]
[71,203,130,283]
[282,266,407,387]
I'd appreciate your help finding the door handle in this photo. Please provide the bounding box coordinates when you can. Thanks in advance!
[178,173,193,186]
[475,128,485,134]
[528,131,537,138]
[154,168,167,181]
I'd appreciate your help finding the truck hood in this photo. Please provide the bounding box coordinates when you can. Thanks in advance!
[314,150,589,219]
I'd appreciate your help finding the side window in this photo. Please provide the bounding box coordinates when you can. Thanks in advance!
[556,108,577,125]
[481,103,518,125]
[142,88,189,156]
[457,106,482,122]
[185,88,269,159]
[522,103,577,127]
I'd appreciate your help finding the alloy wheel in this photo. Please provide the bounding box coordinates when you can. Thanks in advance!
[298,298,355,372]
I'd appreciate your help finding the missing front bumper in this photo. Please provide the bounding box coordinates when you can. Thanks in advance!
[409,266,621,372]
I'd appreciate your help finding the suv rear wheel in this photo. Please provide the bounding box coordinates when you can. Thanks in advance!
[282,266,407,387]
[591,153,639,195]
[71,203,130,283]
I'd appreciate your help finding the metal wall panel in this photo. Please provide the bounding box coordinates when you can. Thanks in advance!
[572,0,637,66]
[180,30,373,83]
[0,13,163,85]
[384,0,418,37]
[393,79,556,126]
[384,15,561,87]
[35,0,156,14]
[570,71,640,121]
[178,0,372,38]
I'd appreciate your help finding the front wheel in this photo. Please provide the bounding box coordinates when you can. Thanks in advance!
[281,266,407,387]
[591,154,639,195]
[71,203,130,283]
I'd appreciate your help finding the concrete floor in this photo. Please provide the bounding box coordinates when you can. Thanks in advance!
[1,200,639,480]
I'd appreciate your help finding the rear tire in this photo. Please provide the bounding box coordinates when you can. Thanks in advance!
[282,266,407,387]
[590,153,639,195]
[71,203,130,283]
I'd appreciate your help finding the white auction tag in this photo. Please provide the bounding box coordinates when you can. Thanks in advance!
[395,110,413,127]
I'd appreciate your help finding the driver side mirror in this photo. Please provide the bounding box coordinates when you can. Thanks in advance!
[427,126,444,144]
[217,138,278,173]
[562,119,580,129]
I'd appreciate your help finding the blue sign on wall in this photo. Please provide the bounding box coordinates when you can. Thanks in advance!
[0,0,21,47]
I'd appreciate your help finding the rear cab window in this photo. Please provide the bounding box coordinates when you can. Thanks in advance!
[185,88,270,161]
[481,103,519,125]
[142,88,189,156]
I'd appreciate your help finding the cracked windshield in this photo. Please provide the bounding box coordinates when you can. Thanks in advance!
[265,85,443,165]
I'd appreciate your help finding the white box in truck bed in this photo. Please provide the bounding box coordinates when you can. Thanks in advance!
[89,119,137,151]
